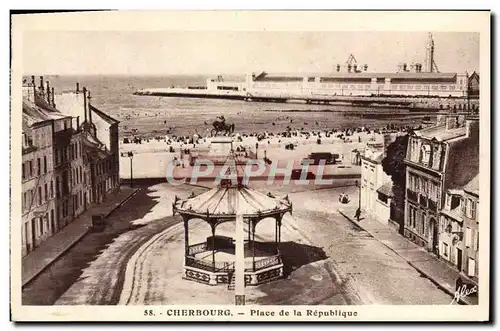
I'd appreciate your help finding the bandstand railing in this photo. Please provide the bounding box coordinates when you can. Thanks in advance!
[185,256,235,272]
[249,254,282,272]
[187,242,208,256]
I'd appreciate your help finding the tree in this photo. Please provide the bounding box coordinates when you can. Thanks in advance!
[381,134,410,234]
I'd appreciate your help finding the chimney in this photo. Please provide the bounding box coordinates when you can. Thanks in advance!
[51,87,56,107]
[87,91,93,124]
[46,81,51,104]
[76,82,80,94]
[39,76,44,94]
[83,87,88,122]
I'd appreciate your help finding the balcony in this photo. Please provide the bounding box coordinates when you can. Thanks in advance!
[407,189,418,202]
[429,199,438,212]
[419,195,428,208]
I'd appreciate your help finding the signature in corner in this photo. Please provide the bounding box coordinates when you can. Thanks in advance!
[450,284,478,305]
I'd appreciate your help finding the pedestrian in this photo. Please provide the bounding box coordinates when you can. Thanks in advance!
[355,208,361,222]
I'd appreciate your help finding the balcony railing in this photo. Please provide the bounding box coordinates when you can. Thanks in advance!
[419,195,428,208]
[428,199,438,212]
[407,189,418,202]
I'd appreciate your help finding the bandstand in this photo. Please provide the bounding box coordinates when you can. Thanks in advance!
[172,178,292,287]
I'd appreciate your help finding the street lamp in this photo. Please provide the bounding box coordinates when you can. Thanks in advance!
[127,151,134,188]
[255,142,259,159]
[355,180,361,222]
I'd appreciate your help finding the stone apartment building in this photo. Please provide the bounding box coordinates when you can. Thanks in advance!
[56,83,120,204]
[438,174,479,281]
[360,141,392,224]
[22,102,57,256]
[22,77,120,257]
[404,114,479,254]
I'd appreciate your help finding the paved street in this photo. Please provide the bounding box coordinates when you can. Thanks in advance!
[23,182,452,305]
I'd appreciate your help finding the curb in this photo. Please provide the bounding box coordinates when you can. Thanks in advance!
[22,189,140,288]
[105,188,141,218]
[337,209,471,305]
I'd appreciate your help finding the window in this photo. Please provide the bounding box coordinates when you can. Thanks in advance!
[37,187,42,205]
[465,227,472,247]
[43,156,47,174]
[44,183,48,202]
[50,180,53,198]
[39,217,43,235]
[22,163,26,180]
[23,192,27,211]
[56,177,60,198]
[420,144,431,165]
[445,193,451,208]
[442,243,449,258]
[468,258,476,277]
[378,192,388,204]
[473,231,478,251]
[37,158,41,176]
[467,198,476,219]
[408,206,417,228]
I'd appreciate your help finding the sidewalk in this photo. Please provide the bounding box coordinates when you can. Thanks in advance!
[338,206,478,305]
[22,186,140,287]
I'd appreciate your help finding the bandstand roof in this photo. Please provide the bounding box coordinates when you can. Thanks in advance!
[173,184,292,219]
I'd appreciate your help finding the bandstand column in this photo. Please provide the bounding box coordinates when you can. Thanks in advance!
[183,217,189,262]
[211,223,216,271]
[247,220,251,242]
[278,218,282,246]
[252,220,256,271]
[275,217,279,254]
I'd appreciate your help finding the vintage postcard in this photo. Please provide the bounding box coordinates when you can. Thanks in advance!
[10,10,490,322]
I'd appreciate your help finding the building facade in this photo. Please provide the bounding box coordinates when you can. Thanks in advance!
[21,113,55,256]
[246,71,469,98]
[438,175,479,281]
[56,84,120,203]
[404,114,479,254]
[462,175,479,281]
[22,76,121,257]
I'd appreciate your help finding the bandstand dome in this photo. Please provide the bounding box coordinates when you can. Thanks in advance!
[173,184,292,219]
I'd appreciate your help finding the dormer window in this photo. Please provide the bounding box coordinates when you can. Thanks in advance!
[445,193,452,209]
[421,144,431,165]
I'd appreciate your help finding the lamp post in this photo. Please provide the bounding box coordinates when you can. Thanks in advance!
[255,142,259,159]
[355,180,361,222]
[127,151,134,188]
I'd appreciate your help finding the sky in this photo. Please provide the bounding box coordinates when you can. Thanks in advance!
[22,31,480,76]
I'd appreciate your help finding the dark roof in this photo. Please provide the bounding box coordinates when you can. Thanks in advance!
[376,182,393,197]
[23,99,69,128]
[81,131,110,160]
[90,105,120,125]
[463,174,479,196]
[444,135,479,191]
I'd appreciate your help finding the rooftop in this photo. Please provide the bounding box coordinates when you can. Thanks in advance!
[90,105,120,125]
[376,182,393,197]
[464,174,479,196]
[23,99,69,128]
[413,124,467,142]
[254,71,459,80]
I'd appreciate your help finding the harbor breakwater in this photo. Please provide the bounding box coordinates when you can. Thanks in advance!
[134,88,478,111]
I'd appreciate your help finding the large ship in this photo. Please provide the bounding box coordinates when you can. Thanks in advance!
[135,34,474,108]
